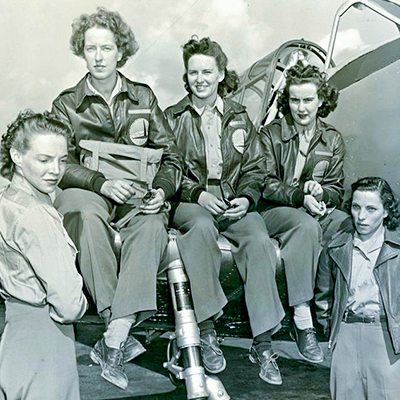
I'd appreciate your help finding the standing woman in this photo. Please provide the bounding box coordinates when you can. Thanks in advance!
[165,37,285,385]
[0,110,88,400]
[315,177,400,399]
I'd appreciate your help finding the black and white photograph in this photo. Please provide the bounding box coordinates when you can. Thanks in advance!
[0,0,399,399]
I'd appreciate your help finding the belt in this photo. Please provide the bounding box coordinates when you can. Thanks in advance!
[343,310,385,324]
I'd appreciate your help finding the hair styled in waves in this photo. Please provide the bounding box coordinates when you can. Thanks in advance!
[70,7,139,68]
[182,36,239,98]
[0,110,72,180]
[278,61,339,118]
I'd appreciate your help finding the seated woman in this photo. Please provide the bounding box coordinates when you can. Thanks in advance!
[315,176,400,400]
[0,110,88,400]
[164,36,285,385]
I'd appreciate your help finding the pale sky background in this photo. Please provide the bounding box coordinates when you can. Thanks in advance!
[0,0,398,132]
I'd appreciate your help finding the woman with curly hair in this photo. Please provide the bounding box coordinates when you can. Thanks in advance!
[51,7,182,391]
[257,61,352,365]
[0,110,87,400]
[315,176,400,399]
[164,36,285,385]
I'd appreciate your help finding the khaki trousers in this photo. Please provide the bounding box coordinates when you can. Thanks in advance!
[331,320,400,400]
[261,207,351,306]
[172,204,285,337]
[0,300,80,400]
[55,188,168,323]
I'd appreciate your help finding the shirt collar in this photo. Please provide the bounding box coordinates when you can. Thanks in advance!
[86,73,122,104]
[192,95,224,116]
[353,225,385,256]
[10,173,53,206]
[281,113,325,144]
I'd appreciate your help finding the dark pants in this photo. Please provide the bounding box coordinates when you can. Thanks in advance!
[331,320,400,400]
[55,188,168,323]
[261,207,351,306]
[0,300,79,400]
[172,203,285,337]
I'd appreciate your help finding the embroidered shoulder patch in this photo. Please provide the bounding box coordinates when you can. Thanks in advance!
[128,118,149,146]
[232,129,246,154]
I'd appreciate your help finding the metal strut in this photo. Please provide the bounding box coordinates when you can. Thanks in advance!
[161,230,230,400]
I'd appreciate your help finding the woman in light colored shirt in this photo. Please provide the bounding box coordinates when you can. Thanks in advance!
[315,176,400,400]
[0,110,88,400]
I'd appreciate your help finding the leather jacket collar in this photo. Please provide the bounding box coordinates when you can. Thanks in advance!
[281,113,328,146]
[327,227,400,286]
[73,72,139,110]
[169,95,246,117]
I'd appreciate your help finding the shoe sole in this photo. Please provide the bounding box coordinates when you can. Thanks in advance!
[90,349,128,390]
[249,353,282,386]
[289,330,324,364]
[203,357,227,374]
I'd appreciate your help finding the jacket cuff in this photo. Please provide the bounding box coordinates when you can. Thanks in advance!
[92,175,107,195]
[192,186,206,203]
[292,188,305,208]
[153,178,175,200]
[322,190,330,205]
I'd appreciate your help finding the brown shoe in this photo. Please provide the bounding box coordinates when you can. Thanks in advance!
[249,345,282,385]
[200,331,227,374]
[90,338,128,390]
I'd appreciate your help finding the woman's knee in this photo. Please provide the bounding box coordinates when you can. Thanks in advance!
[56,189,110,222]
[175,206,218,236]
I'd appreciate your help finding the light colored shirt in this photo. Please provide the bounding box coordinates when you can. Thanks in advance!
[87,73,122,118]
[292,126,315,186]
[193,96,224,180]
[0,174,87,323]
[347,226,385,315]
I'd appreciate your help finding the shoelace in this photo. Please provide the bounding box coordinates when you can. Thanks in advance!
[200,336,224,355]
[304,328,319,348]
[108,345,124,368]
[261,351,280,370]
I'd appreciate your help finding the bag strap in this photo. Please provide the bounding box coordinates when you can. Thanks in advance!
[140,147,149,182]
[92,141,100,171]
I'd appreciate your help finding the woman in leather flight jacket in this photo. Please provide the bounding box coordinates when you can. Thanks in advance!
[164,37,285,386]
[315,176,400,400]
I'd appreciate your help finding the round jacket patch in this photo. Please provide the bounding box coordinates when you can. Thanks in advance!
[129,118,149,146]
[312,160,330,182]
[231,128,246,154]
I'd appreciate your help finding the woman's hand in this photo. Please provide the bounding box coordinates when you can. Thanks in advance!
[222,197,250,220]
[304,195,326,216]
[303,180,323,201]
[198,191,228,215]
[100,179,135,204]
[140,188,166,214]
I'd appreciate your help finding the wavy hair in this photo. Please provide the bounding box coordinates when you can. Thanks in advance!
[0,110,72,180]
[182,36,239,98]
[70,7,139,68]
[345,176,400,230]
[278,62,338,118]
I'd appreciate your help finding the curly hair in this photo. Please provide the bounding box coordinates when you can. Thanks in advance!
[278,62,339,118]
[70,7,139,68]
[344,176,400,231]
[0,110,73,180]
[182,36,239,98]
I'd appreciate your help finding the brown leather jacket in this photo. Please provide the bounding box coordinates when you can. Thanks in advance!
[164,96,266,208]
[52,73,182,199]
[315,228,400,353]
[258,114,345,211]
